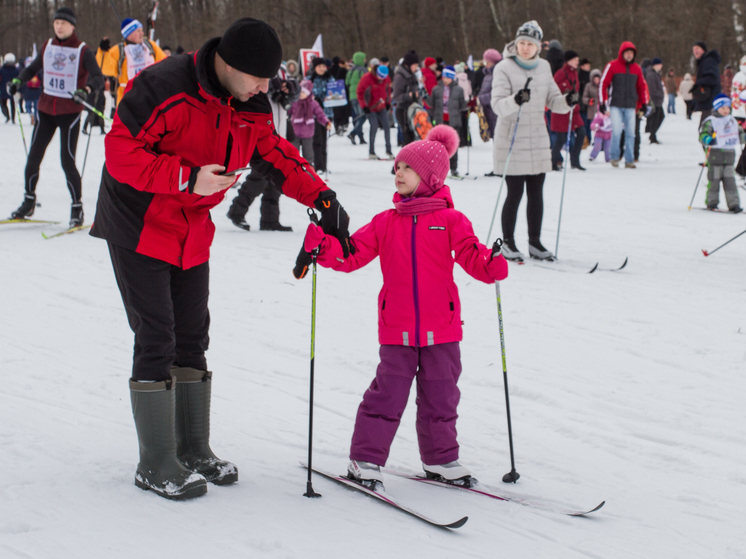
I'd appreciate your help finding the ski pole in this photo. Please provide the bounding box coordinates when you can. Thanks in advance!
[491,240,520,484]
[80,122,93,181]
[688,144,713,210]
[14,95,27,157]
[555,112,575,258]
[303,208,322,498]
[465,112,471,176]
[702,226,746,256]
[69,92,113,123]
[325,129,330,182]
[486,78,532,244]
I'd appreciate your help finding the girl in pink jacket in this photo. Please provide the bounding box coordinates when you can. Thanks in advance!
[303,125,509,486]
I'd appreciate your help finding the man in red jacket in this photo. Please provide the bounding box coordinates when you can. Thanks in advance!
[7,7,103,227]
[551,50,586,171]
[91,18,354,500]
[599,41,649,168]
[357,64,393,159]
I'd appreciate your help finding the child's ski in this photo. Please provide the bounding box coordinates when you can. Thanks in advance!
[42,225,92,239]
[385,468,605,517]
[300,463,468,529]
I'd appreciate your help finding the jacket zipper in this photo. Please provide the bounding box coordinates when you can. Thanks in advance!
[411,215,420,347]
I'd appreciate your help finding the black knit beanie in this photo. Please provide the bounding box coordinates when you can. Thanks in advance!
[216,18,283,78]
[402,50,419,67]
[694,41,707,52]
[564,49,579,62]
[53,7,77,26]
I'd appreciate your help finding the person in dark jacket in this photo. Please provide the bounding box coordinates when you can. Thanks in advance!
[392,50,420,146]
[600,41,648,168]
[0,53,19,123]
[310,57,335,173]
[545,40,564,75]
[477,49,502,140]
[7,7,104,226]
[578,58,592,144]
[431,65,467,176]
[645,58,665,143]
[330,56,350,134]
[90,18,353,501]
[691,41,721,124]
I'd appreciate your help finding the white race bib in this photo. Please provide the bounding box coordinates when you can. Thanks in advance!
[43,39,85,98]
[706,115,740,150]
[124,43,155,82]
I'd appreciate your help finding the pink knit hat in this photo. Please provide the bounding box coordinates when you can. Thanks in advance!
[483,48,502,64]
[394,125,460,197]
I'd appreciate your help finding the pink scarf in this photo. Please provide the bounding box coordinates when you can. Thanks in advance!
[394,195,448,216]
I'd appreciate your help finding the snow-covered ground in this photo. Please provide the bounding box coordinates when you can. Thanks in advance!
[1,103,745,558]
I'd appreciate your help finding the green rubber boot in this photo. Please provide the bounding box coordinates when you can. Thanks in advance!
[173,367,238,485]
[130,377,208,500]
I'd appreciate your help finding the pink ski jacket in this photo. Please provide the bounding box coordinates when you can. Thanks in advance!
[311,186,509,346]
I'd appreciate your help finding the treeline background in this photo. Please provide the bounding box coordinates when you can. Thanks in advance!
[2,0,746,73]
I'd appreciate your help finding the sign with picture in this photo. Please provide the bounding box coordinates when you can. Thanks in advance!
[324,80,348,108]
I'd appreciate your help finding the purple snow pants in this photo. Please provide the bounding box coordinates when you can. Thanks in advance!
[350,343,462,466]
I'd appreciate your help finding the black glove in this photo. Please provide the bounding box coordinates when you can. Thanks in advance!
[565,91,580,106]
[314,191,355,257]
[99,38,111,52]
[293,246,313,279]
[72,89,88,104]
[363,107,371,114]
[514,88,531,105]
[598,103,607,115]
[491,239,503,260]
[8,78,21,97]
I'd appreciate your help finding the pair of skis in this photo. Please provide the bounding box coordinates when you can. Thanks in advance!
[303,463,605,530]
[0,219,90,238]
[515,256,628,274]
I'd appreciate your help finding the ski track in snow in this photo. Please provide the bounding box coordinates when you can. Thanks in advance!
[1,101,745,558]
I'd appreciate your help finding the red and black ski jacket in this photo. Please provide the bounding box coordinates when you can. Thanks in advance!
[91,38,329,269]
[600,41,649,111]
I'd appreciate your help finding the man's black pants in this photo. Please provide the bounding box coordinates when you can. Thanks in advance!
[108,243,210,382]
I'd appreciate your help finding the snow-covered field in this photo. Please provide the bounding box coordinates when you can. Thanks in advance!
[1,103,745,558]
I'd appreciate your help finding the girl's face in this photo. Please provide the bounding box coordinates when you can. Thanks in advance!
[516,40,538,60]
[593,76,600,85]
[300,90,309,99]
[395,161,421,196]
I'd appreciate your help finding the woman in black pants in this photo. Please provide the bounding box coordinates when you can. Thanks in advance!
[490,20,573,261]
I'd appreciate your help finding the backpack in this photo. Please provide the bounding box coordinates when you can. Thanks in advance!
[407,101,433,140]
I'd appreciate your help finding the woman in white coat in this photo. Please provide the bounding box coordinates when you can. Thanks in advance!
[491,20,572,261]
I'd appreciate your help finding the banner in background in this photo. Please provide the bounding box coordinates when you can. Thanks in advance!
[299,49,321,78]
[324,80,347,107]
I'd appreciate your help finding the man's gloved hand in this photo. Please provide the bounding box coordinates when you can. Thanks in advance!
[99,37,111,52]
[514,88,531,105]
[72,89,88,104]
[314,190,355,257]
[7,78,21,97]
[598,103,607,115]
[565,91,580,106]
[491,238,503,260]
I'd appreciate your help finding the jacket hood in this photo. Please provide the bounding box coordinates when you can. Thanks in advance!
[682,73,692,80]
[548,40,562,51]
[699,49,721,66]
[590,69,602,80]
[352,51,366,66]
[617,41,637,62]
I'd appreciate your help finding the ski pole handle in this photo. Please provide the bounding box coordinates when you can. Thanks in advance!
[293,210,322,279]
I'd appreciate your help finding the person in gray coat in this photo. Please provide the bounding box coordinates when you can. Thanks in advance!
[392,50,421,146]
[431,65,468,176]
[491,20,571,262]
[645,57,665,143]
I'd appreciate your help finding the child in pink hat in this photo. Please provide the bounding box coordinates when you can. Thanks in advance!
[301,125,509,487]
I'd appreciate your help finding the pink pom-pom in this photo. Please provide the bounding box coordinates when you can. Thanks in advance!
[426,125,460,158]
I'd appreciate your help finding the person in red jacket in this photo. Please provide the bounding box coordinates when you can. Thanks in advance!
[357,64,393,159]
[551,50,586,171]
[421,57,438,112]
[7,7,103,227]
[91,18,354,501]
[300,126,508,486]
[599,41,648,168]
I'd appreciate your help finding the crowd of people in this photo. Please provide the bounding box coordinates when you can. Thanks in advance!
[2,9,745,500]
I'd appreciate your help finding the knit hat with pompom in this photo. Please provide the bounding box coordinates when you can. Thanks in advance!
[395,125,460,197]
